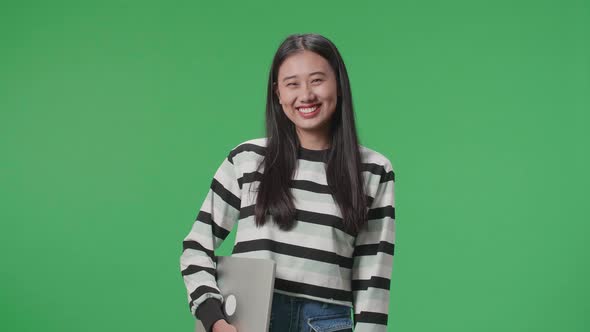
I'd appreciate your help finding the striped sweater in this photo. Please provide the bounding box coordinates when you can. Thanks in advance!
[180,137,396,332]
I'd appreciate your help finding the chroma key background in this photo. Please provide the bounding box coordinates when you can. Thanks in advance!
[1,0,588,331]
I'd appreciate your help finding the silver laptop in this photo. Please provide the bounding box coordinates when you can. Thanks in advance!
[195,256,276,332]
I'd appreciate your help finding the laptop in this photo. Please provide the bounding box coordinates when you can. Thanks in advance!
[195,256,276,332]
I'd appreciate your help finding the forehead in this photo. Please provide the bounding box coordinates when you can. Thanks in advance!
[278,50,332,79]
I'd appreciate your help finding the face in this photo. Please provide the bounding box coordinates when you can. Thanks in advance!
[275,50,339,141]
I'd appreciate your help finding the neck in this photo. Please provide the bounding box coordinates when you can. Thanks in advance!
[296,127,331,151]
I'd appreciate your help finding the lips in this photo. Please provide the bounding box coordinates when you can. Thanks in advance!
[296,103,321,110]
[296,104,321,118]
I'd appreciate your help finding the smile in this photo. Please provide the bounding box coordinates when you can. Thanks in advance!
[296,104,321,118]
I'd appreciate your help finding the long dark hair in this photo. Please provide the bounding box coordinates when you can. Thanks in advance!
[253,33,368,235]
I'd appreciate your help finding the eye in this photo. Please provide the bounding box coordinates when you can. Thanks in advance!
[312,78,323,83]
[287,82,298,87]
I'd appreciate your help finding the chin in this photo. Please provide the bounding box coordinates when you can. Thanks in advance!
[297,123,325,131]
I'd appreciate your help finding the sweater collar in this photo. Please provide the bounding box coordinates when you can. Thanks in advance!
[297,145,330,162]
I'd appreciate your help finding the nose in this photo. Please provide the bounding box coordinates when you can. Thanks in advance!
[300,83,318,103]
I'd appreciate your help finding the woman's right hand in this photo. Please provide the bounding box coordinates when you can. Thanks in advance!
[212,319,237,332]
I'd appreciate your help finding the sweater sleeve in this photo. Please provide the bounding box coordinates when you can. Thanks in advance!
[352,160,395,332]
[180,150,242,332]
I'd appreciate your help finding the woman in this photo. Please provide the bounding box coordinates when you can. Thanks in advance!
[180,33,396,332]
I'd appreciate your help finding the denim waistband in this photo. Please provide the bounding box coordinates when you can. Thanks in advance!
[269,292,353,332]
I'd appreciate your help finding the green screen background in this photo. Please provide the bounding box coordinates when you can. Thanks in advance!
[1,0,588,331]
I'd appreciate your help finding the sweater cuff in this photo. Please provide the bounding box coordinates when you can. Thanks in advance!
[195,298,226,332]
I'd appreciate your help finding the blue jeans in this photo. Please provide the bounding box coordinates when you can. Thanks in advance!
[269,292,354,332]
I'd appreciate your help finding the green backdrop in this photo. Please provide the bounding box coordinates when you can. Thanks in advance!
[1,0,588,331]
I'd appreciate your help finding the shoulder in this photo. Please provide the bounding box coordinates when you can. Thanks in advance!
[233,137,268,149]
[359,144,394,170]
[359,144,396,186]
[227,137,267,164]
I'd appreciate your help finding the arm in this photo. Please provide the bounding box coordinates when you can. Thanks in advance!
[180,150,242,332]
[352,160,395,332]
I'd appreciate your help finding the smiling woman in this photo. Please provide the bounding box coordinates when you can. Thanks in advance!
[180,33,396,332]
[275,51,339,139]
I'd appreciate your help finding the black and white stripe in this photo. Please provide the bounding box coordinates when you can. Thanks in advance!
[180,137,395,330]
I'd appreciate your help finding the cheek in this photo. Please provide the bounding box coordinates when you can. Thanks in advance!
[318,85,338,101]
[280,100,297,119]
[280,92,297,108]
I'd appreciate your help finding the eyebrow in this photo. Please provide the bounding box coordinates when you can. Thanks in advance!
[282,71,326,82]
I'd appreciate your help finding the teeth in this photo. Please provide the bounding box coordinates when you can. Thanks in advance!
[298,105,319,113]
